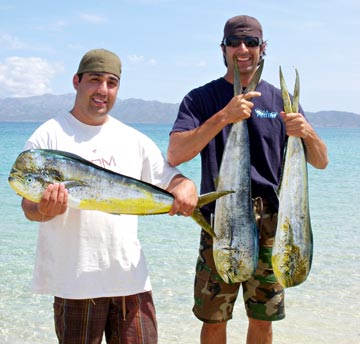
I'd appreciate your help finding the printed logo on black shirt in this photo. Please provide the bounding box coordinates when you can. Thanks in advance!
[255,108,278,119]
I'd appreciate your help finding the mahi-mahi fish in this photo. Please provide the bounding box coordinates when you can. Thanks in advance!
[8,149,232,237]
[212,59,264,284]
[271,67,313,288]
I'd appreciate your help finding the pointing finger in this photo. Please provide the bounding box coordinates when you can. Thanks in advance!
[243,91,261,100]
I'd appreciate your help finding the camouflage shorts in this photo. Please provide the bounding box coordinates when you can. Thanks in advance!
[193,199,285,323]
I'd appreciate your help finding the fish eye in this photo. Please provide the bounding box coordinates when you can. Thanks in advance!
[24,175,34,183]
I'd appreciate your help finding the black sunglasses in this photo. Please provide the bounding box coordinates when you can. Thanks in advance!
[222,36,262,48]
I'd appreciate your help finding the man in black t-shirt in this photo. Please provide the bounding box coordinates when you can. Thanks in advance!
[167,15,328,344]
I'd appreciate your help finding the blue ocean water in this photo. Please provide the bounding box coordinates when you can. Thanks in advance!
[0,122,359,343]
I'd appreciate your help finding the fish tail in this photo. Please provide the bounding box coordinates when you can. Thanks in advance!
[191,209,216,237]
[196,191,234,208]
[279,66,292,114]
[191,191,234,237]
[279,66,300,113]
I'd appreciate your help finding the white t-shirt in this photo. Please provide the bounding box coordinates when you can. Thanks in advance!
[25,112,180,299]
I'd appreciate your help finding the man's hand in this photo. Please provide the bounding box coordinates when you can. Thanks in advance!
[22,183,68,222]
[166,175,198,217]
[280,111,311,138]
[222,91,261,124]
[280,111,329,169]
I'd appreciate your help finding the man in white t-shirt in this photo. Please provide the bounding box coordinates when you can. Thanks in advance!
[21,48,198,344]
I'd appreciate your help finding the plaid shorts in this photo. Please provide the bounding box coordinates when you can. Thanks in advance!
[54,291,157,344]
[193,198,285,323]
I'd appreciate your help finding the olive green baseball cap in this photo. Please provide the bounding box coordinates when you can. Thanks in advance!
[77,48,122,79]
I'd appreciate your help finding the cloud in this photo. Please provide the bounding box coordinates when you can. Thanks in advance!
[198,60,207,67]
[127,55,157,65]
[127,54,145,63]
[148,58,157,65]
[50,20,67,32]
[0,34,26,50]
[0,56,58,97]
[79,13,106,23]
[175,56,208,68]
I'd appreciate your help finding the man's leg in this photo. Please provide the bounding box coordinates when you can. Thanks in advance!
[247,318,272,344]
[53,297,110,344]
[201,322,227,344]
[105,292,157,344]
[193,230,240,344]
[243,199,285,344]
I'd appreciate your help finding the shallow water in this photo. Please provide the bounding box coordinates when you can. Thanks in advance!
[1,123,359,343]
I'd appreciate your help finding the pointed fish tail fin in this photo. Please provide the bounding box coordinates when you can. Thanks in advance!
[196,191,234,207]
[191,190,234,237]
[191,209,216,237]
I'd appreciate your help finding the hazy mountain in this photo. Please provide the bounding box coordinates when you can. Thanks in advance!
[0,94,359,127]
[305,111,360,128]
[0,94,179,124]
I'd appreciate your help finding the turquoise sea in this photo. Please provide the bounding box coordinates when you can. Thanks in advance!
[0,122,359,343]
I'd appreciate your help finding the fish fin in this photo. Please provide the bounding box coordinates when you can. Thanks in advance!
[233,56,242,96]
[244,59,264,94]
[292,69,300,113]
[279,66,300,114]
[233,58,264,96]
[213,177,219,189]
[191,209,216,238]
[308,220,313,271]
[63,180,89,189]
[196,191,234,208]
[190,191,233,237]
[34,149,173,197]
[277,137,289,194]
[279,66,293,114]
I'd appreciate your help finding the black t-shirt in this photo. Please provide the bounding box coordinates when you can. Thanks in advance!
[171,77,304,215]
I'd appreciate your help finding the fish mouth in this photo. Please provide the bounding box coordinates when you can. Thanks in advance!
[8,174,24,197]
[8,169,24,185]
[8,168,20,182]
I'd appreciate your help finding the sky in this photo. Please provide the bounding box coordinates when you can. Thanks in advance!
[0,0,359,113]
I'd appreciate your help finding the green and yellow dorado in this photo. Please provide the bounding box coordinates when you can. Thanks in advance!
[8,149,232,237]
[212,59,264,283]
[271,67,313,288]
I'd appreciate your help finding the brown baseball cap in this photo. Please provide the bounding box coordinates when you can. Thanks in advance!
[77,48,122,79]
[223,15,263,40]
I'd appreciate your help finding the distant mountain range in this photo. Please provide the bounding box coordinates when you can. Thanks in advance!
[0,93,359,127]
